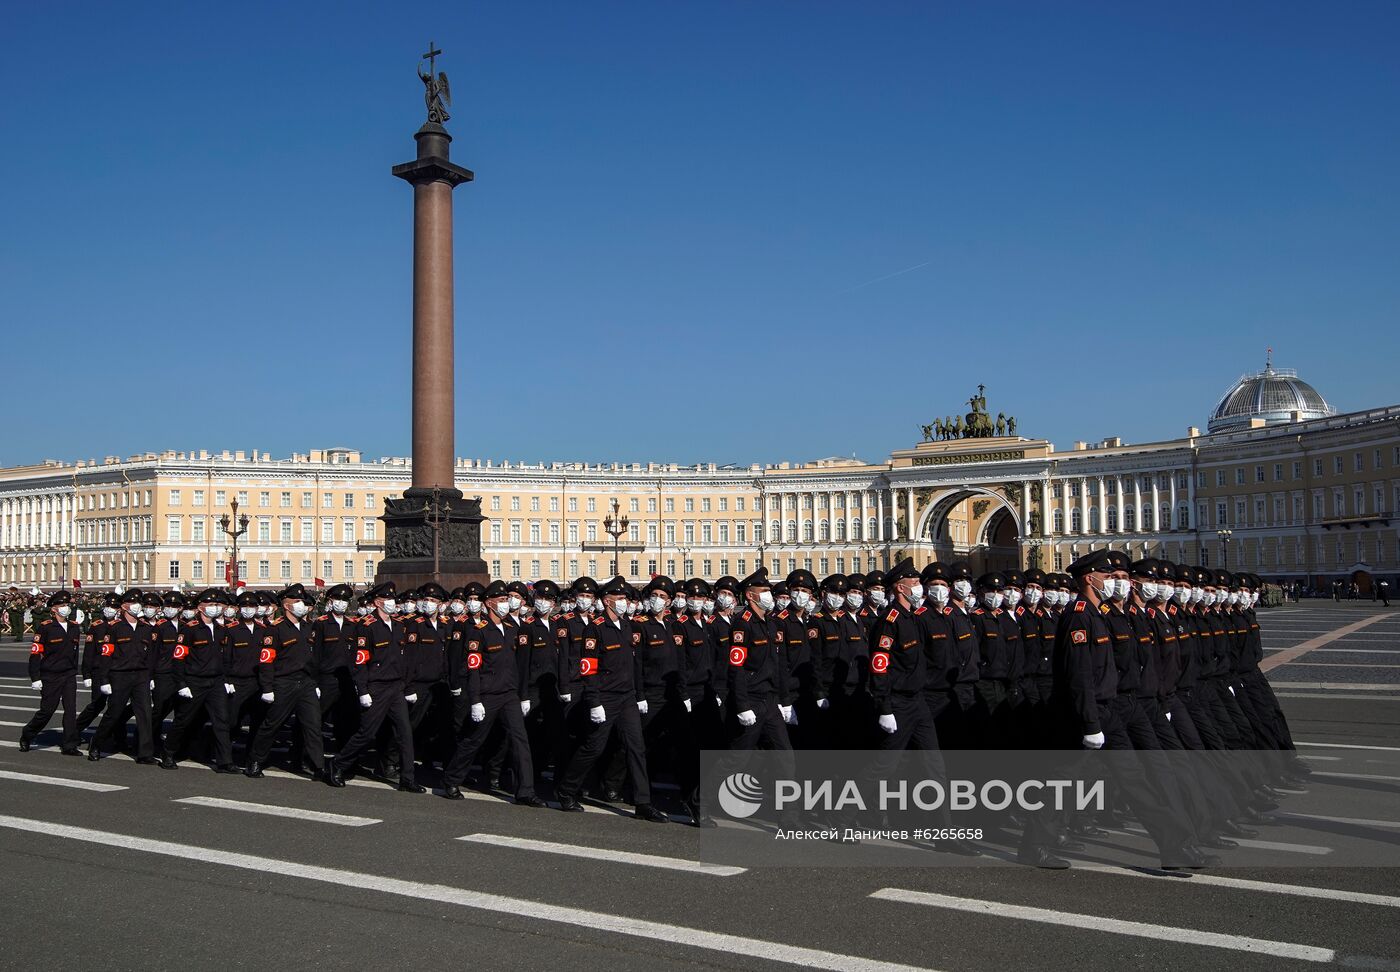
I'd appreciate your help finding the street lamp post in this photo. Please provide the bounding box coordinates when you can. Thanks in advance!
[219,500,251,589]
[1217,528,1233,569]
[678,545,692,578]
[603,498,629,579]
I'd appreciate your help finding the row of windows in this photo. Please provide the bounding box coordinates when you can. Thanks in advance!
[482,554,885,582]
[486,494,758,514]
[1200,448,1400,489]
[169,489,379,510]
[1052,505,1189,534]
[162,516,378,545]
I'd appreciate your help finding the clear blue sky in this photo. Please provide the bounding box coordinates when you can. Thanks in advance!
[3,1,1397,468]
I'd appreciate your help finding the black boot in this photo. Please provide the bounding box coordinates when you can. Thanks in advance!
[18,736,31,753]
[557,794,584,813]
[442,785,464,800]
[158,753,178,770]
[1017,846,1069,869]
[214,763,238,774]
[398,779,427,794]
[245,761,264,778]
[516,794,546,808]
[87,746,100,762]
[635,803,669,823]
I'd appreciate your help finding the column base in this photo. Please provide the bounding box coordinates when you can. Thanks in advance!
[374,488,490,589]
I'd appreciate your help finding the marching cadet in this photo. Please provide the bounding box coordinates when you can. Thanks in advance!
[150,591,186,751]
[679,578,725,752]
[553,576,665,821]
[869,558,940,751]
[932,562,980,750]
[519,579,565,788]
[312,584,360,751]
[857,571,884,638]
[88,589,158,763]
[160,588,236,773]
[1018,568,1056,743]
[328,581,420,791]
[245,584,325,780]
[20,589,82,755]
[970,572,1017,748]
[401,581,451,777]
[813,573,871,749]
[440,581,544,806]
[776,569,818,746]
[223,589,266,752]
[548,577,597,777]
[75,593,122,736]
[726,568,793,751]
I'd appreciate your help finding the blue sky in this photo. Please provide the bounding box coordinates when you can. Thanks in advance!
[3,1,1397,468]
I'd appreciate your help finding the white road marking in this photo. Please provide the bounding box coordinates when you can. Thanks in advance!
[1121,823,1332,856]
[0,816,935,972]
[173,796,380,827]
[1280,811,1400,830]
[869,887,1334,963]
[456,833,745,877]
[0,704,36,712]
[1313,771,1400,784]
[1078,864,1400,909]
[1297,741,1400,752]
[0,692,41,701]
[0,770,126,792]
[0,720,28,728]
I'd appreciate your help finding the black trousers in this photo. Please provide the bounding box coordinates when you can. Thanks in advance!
[879,694,940,751]
[75,679,107,734]
[727,695,792,751]
[163,677,233,766]
[1098,700,1196,854]
[151,673,180,746]
[227,677,264,751]
[407,680,454,766]
[971,679,1013,749]
[557,697,648,805]
[337,684,415,784]
[605,696,698,802]
[91,672,153,758]
[249,675,324,771]
[318,668,359,749]
[444,693,535,797]
[22,673,78,749]
[525,688,567,780]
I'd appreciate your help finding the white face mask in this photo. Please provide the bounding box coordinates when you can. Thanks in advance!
[869,590,888,608]
[162,606,180,619]
[1003,589,1021,609]
[125,603,144,619]
[534,599,554,616]
[203,604,222,619]
[181,608,197,620]
[928,585,950,606]
[687,597,705,614]
[222,606,237,619]
[424,600,442,615]
[508,594,523,612]
[790,591,811,611]
[290,601,310,617]
[56,605,73,620]
[845,591,864,610]
[756,591,776,611]
[1189,588,1203,604]
[716,592,737,611]
[240,606,258,620]
[627,600,639,616]
[1139,582,1159,601]
[102,606,119,619]
[574,595,593,613]
[610,598,630,617]
[823,592,844,610]
[1024,588,1042,606]
[1110,578,1129,601]
[256,606,269,617]
[331,599,349,614]
[1172,587,1188,603]
[380,598,398,613]
[981,591,1003,610]
[672,595,687,611]
[466,598,482,614]
[649,595,669,615]
[142,605,159,619]
[907,584,924,603]
[952,579,973,599]
[775,596,791,611]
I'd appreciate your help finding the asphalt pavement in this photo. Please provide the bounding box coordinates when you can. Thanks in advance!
[1,602,1398,971]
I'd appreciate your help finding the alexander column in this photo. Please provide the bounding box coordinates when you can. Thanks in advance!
[376,43,488,588]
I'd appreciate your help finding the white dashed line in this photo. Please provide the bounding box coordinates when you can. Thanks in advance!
[456,833,745,876]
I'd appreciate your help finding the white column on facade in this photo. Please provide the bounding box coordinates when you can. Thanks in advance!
[1133,475,1143,533]
[906,487,915,545]
[1096,477,1106,534]
[1041,478,1052,538]
[1113,476,1123,533]
[1187,465,1196,531]
[1151,473,1161,533]
[1060,479,1071,535]
[1078,478,1089,536]
[1169,469,1178,530]
[877,490,885,541]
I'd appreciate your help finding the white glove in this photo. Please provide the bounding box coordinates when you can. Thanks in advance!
[683,698,692,713]
[637,699,649,715]
[558,692,572,703]
[1164,710,1172,722]
[878,713,898,734]
[30,680,42,690]
[589,705,606,724]
[450,688,462,697]
[315,688,321,699]
[224,683,235,695]
[1227,685,1236,696]
[83,678,92,689]
[178,687,193,699]
[261,692,275,703]
[520,699,531,716]
[737,709,756,727]
[471,702,486,723]
[150,680,156,691]
[1082,731,1106,749]
[816,697,829,710]
[780,704,797,726]
[405,693,418,704]
[715,694,723,709]
[100,684,112,696]
[359,694,372,708]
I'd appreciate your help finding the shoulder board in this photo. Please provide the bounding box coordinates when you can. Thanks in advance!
[913,605,927,615]
[886,609,899,623]
[1128,606,1139,615]
[1099,603,1111,614]
[316,614,328,621]
[813,610,825,619]
[1073,601,1087,612]
[592,616,605,626]
[563,611,575,620]
[1146,607,1158,618]
[474,620,488,629]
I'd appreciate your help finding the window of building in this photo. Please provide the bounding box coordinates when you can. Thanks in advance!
[586,498,596,512]
[1106,507,1118,530]
[166,516,182,543]
[257,519,270,543]
[736,523,748,543]
[300,519,312,543]
[192,518,205,543]
[587,522,598,543]
[1355,452,1364,472]
[568,497,578,512]
[510,496,520,511]
[491,496,501,511]
[344,560,354,579]
[1334,456,1344,475]
[322,519,333,543]
[191,559,203,580]
[1070,508,1082,532]
[490,522,502,544]
[302,492,313,508]
[1053,509,1064,533]
[1293,461,1301,480]
[684,498,694,513]
[169,490,182,506]
[550,559,560,578]
[280,519,292,542]
[256,491,268,508]
[344,493,354,509]
[343,519,355,543]
[510,522,522,544]
[532,497,541,512]
[549,497,559,512]
[1217,502,1227,525]
[1235,468,1245,485]
[258,560,270,580]
[168,560,180,580]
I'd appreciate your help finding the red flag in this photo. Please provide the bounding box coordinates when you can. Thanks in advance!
[314,577,325,588]
[225,563,233,585]
[72,579,82,589]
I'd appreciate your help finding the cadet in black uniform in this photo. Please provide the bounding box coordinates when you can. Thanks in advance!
[88,590,158,763]
[160,588,235,772]
[222,589,265,753]
[246,584,325,779]
[519,580,566,788]
[813,573,871,749]
[554,577,666,821]
[400,581,451,777]
[149,591,185,749]
[313,584,360,750]
[328,581,421,791]
[775,569,818,747]
[869,558,940,751]
[970,572,1016,748]
[726,568,793,751]
[75,593,122,735]
[441,582,544,806]
[20,590,82,754]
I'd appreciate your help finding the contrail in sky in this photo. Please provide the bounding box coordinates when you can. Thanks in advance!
[836,259,933,294]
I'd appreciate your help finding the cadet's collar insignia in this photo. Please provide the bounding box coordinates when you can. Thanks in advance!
[1014,606,1024,617]
[941,606,952,615]
[740,610,752,622]
[677,614,688,623]
[886,609,899,623]
[1099,603,1110,614]
[913,606,927,615]
[1073,601,1087,612]
[777,609,789,620]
